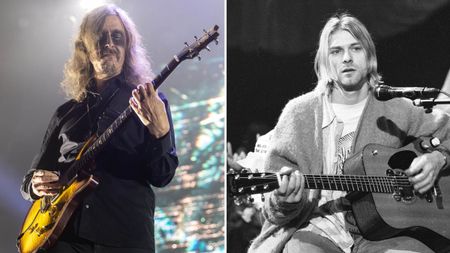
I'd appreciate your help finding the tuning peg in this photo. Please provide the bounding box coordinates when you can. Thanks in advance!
[214,39,219,45]
[261,194,265,202]
[247,196,254,203]
[234,174,240,180]
[197,56,201,61]
[229,169,235,174]
[184,42,189,47]
[203,29,208,34]
[205,46,211,52]
[250,186,256,191]
[248,174,253,179]
[194,36,199,41]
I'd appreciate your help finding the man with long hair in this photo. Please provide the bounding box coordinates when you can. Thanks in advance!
[20,5,178,252]
[248,13,450,252]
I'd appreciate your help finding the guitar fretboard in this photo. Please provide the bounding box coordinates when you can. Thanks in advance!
[303,174,409,193]
[230,172,412,196]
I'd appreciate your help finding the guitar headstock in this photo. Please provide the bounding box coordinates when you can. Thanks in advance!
[177,25,219,62]
[227,170,279,197]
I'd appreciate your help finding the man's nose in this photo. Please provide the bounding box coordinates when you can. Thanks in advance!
[342,49,352,63]
[104,32,114,48]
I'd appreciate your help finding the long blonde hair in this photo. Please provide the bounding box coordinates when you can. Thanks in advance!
[314,13,382,93]
[61,4,154,102]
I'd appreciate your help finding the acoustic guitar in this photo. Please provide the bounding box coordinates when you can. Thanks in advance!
[17,25,219,253]
[228,138,450,252]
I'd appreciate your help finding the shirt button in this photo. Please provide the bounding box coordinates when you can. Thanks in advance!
[85,204,90,209]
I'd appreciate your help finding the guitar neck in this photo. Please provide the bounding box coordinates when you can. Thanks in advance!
[63,57,182,181]
[303,174,402,193]
[228,172,409,196]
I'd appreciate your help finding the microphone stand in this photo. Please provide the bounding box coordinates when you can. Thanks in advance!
[413,98,450,113]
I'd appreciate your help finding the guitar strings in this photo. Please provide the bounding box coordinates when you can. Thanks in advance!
[236,178,407,193]
[235,174,413,190]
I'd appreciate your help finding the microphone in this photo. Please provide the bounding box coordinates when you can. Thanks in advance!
[374,85,440,101]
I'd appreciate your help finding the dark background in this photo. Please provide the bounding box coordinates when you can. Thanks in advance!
[227,0,450,152]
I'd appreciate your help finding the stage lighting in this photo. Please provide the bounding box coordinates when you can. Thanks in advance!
[80,0,110,11]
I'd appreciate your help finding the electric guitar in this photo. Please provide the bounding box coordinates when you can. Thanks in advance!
[228,139,450,253]
[17,25,220,253]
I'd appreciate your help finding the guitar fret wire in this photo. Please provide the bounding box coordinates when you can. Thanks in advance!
[256,174,411,182]
[239,174,412,193]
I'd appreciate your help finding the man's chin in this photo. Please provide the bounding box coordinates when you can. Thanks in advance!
[96,70,121,81]
[338,80,366,91]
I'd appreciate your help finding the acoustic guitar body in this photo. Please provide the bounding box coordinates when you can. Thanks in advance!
[345,142,450,252]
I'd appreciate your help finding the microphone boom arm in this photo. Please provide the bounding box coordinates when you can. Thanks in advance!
[413,98,450,113]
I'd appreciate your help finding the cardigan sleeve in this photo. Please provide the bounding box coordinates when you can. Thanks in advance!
[262,92,321,226]
[404,100,450,172]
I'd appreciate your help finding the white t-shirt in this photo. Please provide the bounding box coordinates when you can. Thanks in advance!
[331,96,368,137]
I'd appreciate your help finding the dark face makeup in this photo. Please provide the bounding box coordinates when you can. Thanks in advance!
[89,15,127,81]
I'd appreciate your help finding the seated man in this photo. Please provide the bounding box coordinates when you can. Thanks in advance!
[248,13,450,253]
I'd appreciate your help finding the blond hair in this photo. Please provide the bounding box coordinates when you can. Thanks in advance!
[314,13,382,92]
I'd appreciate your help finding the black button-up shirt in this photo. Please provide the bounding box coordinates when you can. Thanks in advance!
[21,76,178,250]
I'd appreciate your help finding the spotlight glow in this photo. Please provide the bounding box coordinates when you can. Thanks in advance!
[80,0,110,11]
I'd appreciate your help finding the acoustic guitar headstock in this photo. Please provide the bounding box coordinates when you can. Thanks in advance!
[227,169,279,205]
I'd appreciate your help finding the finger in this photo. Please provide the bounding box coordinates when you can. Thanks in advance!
[34,170,44,176]
[32,177,58,184]
[417,183,433,194]
[130,97,144,116]
[32,174,59,183]
[146,82,156,96]
[405,157,423,176]
[132,89,142,105]
[129,98,142,118]
[276,174,289,195]
[137,84,147,98]
[37,189,60,196]
[285,173,297,197]
[292,171,301,195]
[293,171,304,201]
[34,181,62,190]
[414,171,434,192]
[279,166,294,176]
[409,168,427,184]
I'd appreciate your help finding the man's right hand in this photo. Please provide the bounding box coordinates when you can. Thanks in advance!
[31,170,62,197]
[272,167,304,204]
